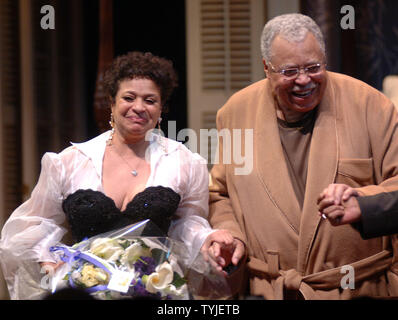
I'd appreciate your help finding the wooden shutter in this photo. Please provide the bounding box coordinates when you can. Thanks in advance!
[186,0,265,167]
[201,0,252,92]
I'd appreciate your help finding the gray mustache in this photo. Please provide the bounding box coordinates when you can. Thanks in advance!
[292,83,317,92]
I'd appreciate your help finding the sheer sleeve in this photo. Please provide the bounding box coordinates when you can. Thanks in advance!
[0,152,67,299]
[168,150,215,266]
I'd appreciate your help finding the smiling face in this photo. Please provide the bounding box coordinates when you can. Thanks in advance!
[264,32,327,121]
[111,78,162,143]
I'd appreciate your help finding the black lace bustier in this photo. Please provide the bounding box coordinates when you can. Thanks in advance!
[62,186,181,242]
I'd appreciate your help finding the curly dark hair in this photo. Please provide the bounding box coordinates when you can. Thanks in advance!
[103,51,178,112]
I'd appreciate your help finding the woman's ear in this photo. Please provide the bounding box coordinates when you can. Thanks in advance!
[109,96,115,111]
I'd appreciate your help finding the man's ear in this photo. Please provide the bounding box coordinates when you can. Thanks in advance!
[262,59,269,77]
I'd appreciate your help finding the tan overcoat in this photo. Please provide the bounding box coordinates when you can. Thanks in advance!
[209,71,398,299]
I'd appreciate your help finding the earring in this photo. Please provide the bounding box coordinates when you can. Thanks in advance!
[157,117,162,130]
[107,113,115,146]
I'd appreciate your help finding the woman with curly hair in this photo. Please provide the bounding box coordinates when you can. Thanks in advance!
[0,52,236,299]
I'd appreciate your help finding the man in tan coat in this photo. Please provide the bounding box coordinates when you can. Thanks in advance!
[208,13,398,299]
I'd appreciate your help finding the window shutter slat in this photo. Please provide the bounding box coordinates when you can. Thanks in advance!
[201,0,251,92]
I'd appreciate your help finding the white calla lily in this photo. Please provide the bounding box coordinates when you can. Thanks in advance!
[90,238,124,262]
[145,261,174,294]
[164,284,186,297]
[120,242,151,268]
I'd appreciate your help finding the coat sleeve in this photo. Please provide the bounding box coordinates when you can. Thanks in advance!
[355,191,398,239]
[208,108,247,245]
[356,96,398,196]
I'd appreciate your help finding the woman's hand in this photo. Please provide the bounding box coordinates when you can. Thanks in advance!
[317,183,360,209]
[317,183,362,226]
[201,230,245,276]
[39,261,64,274]
[318,195,362,226]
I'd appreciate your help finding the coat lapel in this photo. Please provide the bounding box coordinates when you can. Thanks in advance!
[254,74,339,273]
[298,74,339,273]
[255,80,301,234]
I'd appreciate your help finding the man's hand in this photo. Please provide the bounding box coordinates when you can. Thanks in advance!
[317,183,362,226]
[318,196,362,226]
[317,183,360,208]
[201,230,245,276]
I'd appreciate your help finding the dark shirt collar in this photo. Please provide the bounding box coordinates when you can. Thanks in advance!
[277,107,318,134]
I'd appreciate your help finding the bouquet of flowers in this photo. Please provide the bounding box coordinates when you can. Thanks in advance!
[9,187,233,300]
[47,220,189,300]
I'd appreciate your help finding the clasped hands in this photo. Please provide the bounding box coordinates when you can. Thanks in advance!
[317,183,362,226]
[202,184,364,276]
[201,230,245,277]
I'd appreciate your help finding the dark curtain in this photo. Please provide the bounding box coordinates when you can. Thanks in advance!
[89,0,187,138]
[113,0,187,138]
[301,0,398,90]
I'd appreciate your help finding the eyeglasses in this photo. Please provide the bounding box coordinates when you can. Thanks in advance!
[268,62,326,79]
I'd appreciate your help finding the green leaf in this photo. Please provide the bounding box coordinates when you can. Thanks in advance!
[119,239,131,250]
[115,259,121,267]
[136,239,150,249]
[171,272,187,288]
[105,291,113,300]
[150,248,167,263]
[141,275,148,284]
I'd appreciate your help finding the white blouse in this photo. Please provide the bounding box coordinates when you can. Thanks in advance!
[0,131,214,299]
